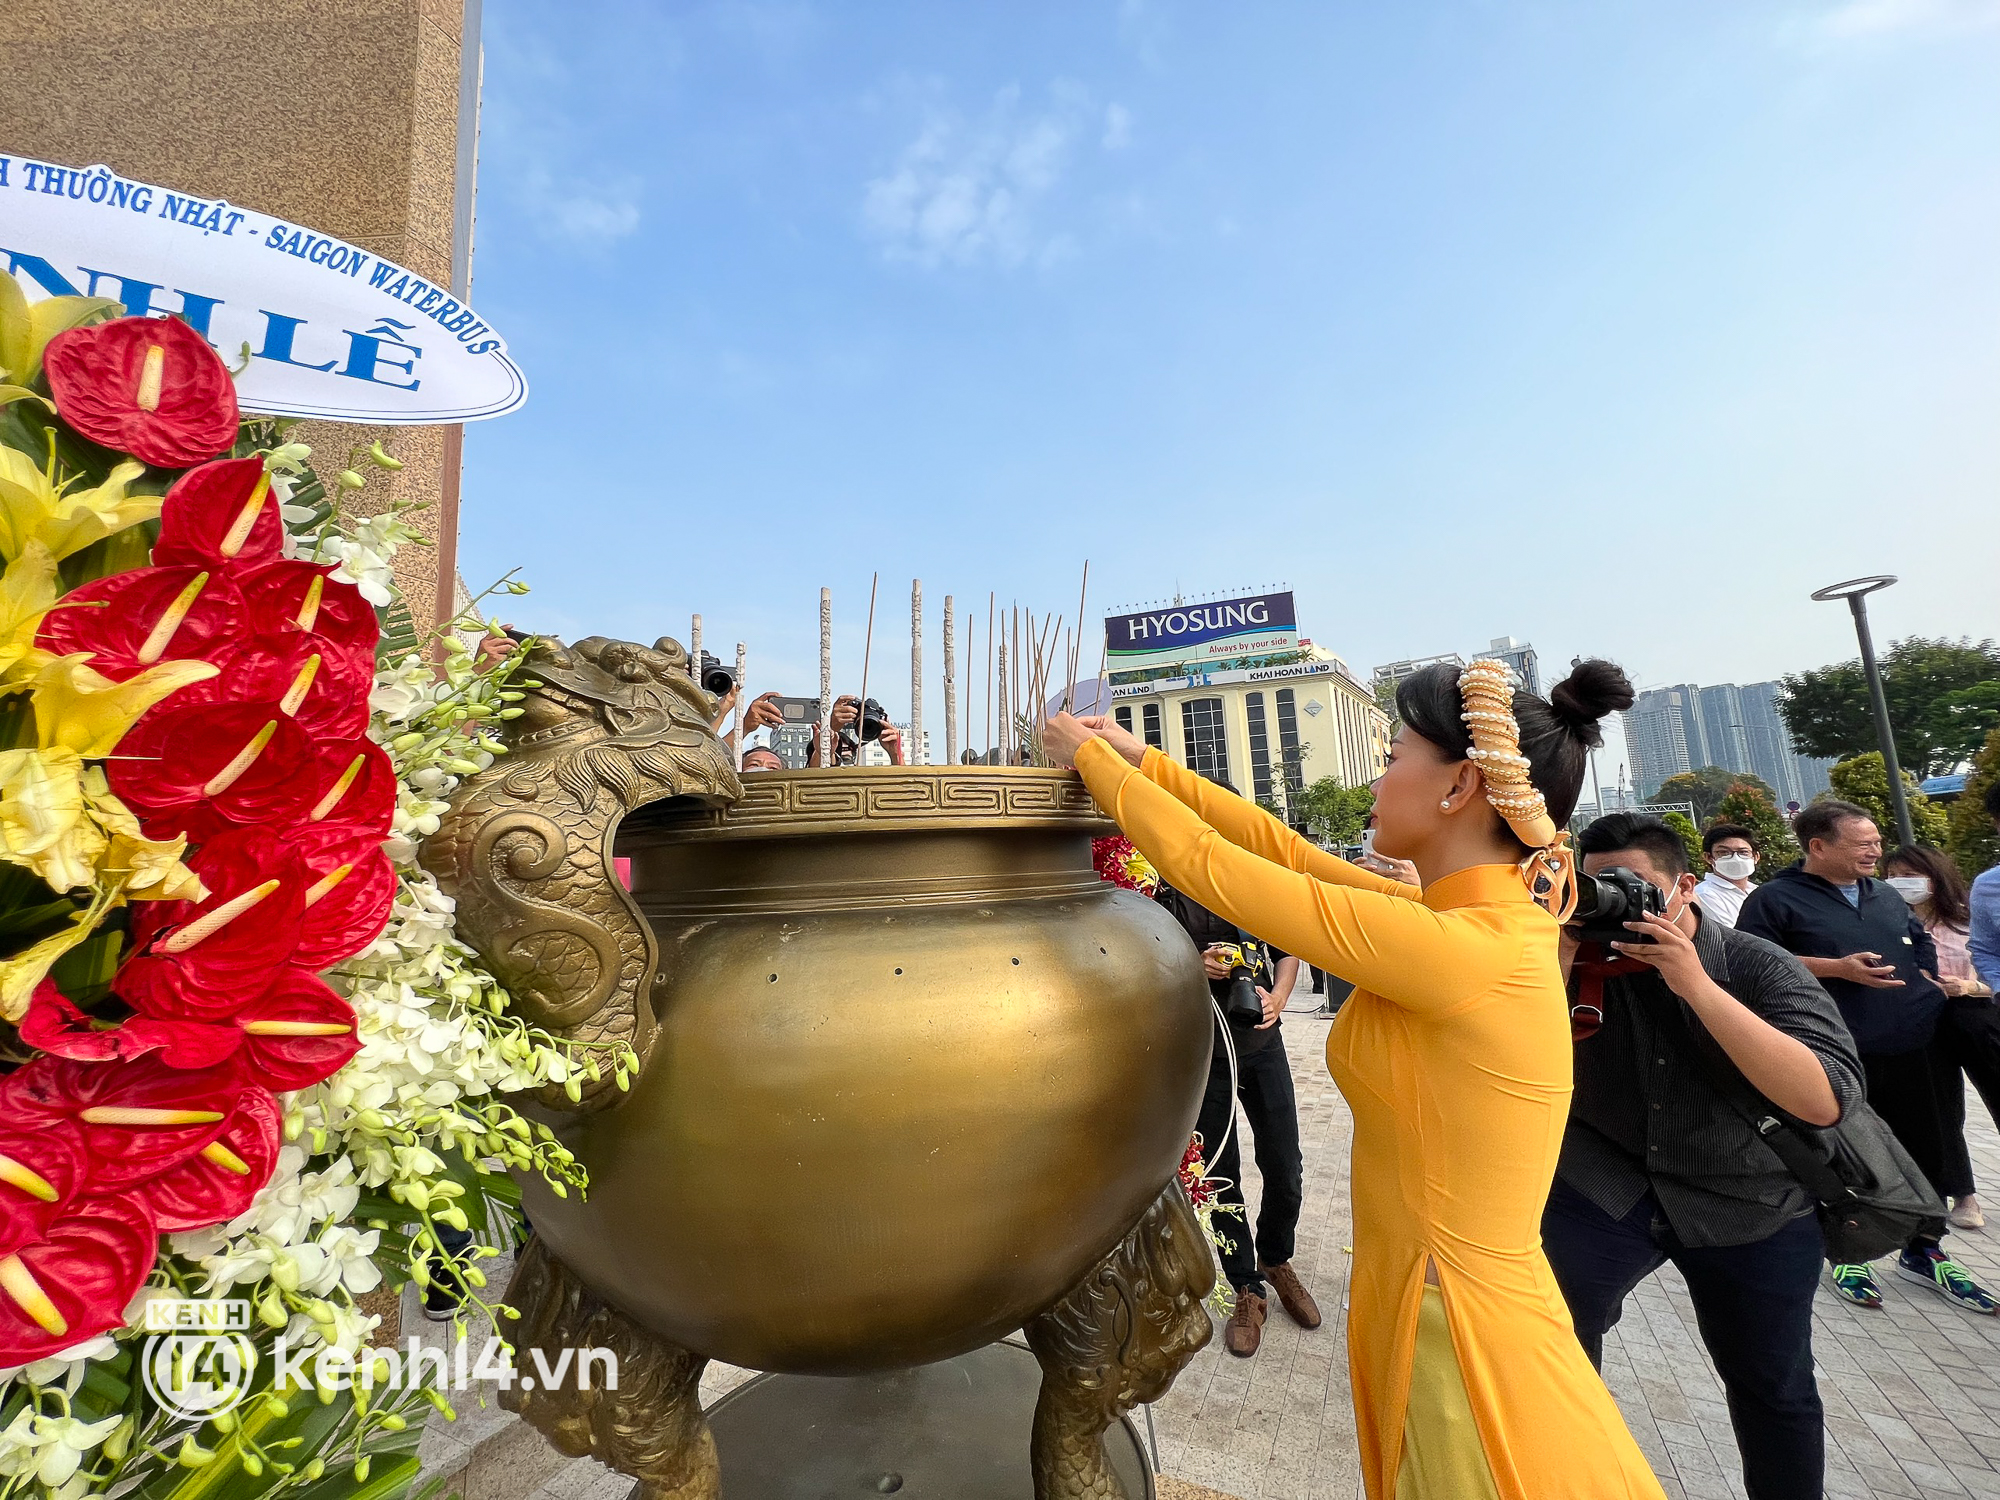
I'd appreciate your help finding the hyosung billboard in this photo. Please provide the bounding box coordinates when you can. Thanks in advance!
[1104,591,1299,676]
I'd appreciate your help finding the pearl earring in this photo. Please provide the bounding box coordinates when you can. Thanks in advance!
[1439,799,1452,811]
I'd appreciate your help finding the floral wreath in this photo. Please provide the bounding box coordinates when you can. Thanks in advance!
[0,287,622,1499]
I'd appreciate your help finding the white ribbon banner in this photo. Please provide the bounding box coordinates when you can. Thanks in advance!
[0,156,526,425]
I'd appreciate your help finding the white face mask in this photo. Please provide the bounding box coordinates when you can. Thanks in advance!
[1711,853,1756,881]
[1887,875,1932,905]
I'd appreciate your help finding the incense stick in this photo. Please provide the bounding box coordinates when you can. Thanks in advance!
[818,588,833,767]
[943,594,957,765]
[1064,561,1089,715]
[855,572,879,766]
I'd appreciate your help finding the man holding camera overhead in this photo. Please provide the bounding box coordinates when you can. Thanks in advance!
[1154,782,1317,1359]
[1544,813,1862,1500]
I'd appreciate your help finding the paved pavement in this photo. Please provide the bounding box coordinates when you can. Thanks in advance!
[1155,986,2000,1500]
[420,976,2000,1500]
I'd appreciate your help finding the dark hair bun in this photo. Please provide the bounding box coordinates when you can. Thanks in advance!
[1546,659,1634,748]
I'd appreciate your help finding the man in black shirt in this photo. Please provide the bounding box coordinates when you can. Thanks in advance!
[1739,800,1996,1317]
[1543,814,1864,1500]
[1155,873,1318,1358]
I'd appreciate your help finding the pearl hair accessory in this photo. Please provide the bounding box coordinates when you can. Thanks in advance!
[1457,658,1578,920]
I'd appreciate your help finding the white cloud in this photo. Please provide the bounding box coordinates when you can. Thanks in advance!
[862,84,1118,269]
[510,167,643,247]
[1102,104,1133,151]
[1815,0,2000,36]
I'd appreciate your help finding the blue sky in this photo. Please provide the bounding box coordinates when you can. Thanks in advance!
[459,0,2000,773]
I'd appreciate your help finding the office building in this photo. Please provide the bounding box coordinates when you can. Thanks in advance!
[1370,636,1538,704]
[1621,679,1836,804]
[1486,636,1540,697]
[1112,647,1389,816]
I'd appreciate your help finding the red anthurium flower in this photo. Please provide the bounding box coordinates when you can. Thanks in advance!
[0,1055,243,1191]
[0,1195,158,1368]
[18,982,149,1063]
[118,968,359,1091]
[42,315,238,469]
[284,825,396,969]
[20,981,237,1071]
[170,632,374,738]
[224,971,360,1090]
[107,701,315,842]
[239,561,380,654]
[145,1086,281,1233]
[296,737,397,841]
[0,1124,85,1259]
[35,565,245,681]
[151,458,284,571]
[121,829,307,1019]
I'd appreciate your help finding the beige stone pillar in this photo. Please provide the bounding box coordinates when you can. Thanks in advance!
[14,0,475,630]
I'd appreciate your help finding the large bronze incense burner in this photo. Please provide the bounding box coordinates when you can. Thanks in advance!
[424,634,1216,1499]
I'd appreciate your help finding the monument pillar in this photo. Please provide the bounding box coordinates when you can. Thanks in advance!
[13,0,481,630]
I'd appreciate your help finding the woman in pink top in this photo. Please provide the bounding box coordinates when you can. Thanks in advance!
[1887,844,1997,1229]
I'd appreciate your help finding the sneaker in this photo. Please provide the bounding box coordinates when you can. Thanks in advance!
[1896,1246,1999,1315]
[1951,1194,1986,1230]
[1828,1263,1883,1308]
[422,1261,466,1322]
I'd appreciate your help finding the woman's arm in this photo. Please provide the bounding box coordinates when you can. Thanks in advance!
[1137,748,1416,898]
[1076,739,1517,1012]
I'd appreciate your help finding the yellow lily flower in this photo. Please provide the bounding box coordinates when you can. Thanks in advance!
[0,747,99,893]
[0,881,118,1023]
[82,769,203,902]
[0,543,59,681]
[28,652,219,758]
[0,450,160,565]
[0,276,119,388]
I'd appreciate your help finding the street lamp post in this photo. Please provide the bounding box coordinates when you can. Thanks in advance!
[1810,575,1912,848]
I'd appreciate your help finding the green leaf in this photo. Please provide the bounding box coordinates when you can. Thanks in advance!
[52,922,126,1006]
[61,518,162,591]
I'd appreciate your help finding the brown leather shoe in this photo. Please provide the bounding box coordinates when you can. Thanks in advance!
[1260,1262,1323,1330]
[1223,1289,1266,1357]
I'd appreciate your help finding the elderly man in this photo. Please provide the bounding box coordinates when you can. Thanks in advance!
[1739,800,1996,1315]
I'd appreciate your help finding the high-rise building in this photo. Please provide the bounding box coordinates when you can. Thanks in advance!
[769,723,816,769]
[1621,679,1836,804]
[1370,652,1466,696]
[1624,685,1706,797]
[1370,638,1537,702]
[1487,637,1540,697]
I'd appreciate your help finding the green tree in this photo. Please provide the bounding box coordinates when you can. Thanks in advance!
[1947,727,2000,880]
[1661,812,1706,877]
[1290,777,1374,845]
[1823,752,1949,847]
[1779,636,2000,778]
[1711,780,1800,881]
[1651,766,1777,826]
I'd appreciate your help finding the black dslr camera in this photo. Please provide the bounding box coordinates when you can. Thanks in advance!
[695,651,736,697]
[1566,866,1667,945]
[837,697,892,750]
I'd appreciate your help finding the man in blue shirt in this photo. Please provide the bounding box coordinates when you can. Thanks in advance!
[1971,781,2000,988]
[1739,799,1996,1315]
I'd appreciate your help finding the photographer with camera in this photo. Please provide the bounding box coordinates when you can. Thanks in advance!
[806,694,903,767]
[1152,780,1316,1360]
[1546,814,1859,1500]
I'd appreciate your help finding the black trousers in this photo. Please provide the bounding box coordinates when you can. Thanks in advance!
[1542,1178,1825,1500]
[1865,1041,1971,1208]
[1939,996,2000,1195]
[1194,1033,1304,1294]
